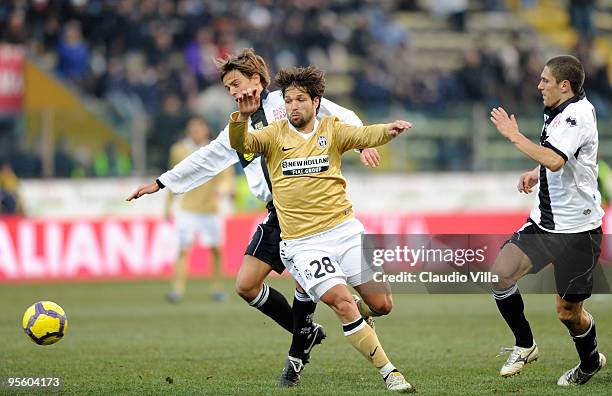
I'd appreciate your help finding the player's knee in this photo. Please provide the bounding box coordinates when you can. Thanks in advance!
[234,278,260,301]
[492,278,515,291]
[556,305,580,324]
[491,267,511,288]
[333,297,354,317]
[491,266,520,290]
[491,244,531,288]
[328,294,357,319]
[370,297,393,315]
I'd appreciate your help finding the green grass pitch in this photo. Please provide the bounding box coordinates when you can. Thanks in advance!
[1,278,610,395]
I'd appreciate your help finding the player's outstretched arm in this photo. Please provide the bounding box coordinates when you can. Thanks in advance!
[335,119,412,153]
[490,107,565,172]
[318,97,381,167]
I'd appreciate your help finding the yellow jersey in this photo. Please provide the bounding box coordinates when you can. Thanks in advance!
[169,138,234,213]
[229,113,391,239]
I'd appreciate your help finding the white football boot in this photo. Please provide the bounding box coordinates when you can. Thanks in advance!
[498,343,539,377]
[384,371,415,393]
[557,353,606,386]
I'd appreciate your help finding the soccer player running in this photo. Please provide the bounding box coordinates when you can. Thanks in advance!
[230,66,415,392]
[490,55,605,385]
[165,116,234,303]
[126,49,381,372]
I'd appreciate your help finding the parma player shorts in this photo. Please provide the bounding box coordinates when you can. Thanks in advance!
[507,219,602,302]
[244,204,285,274]
[279,218,376,302]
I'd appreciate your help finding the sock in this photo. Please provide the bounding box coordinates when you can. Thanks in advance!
[379,362,398,379]
[344,317,392,371]
[492,285,534,348]
[572,312,600,373]
[248,283,293,333]
[356,297,385,317]
[288,289,317,360]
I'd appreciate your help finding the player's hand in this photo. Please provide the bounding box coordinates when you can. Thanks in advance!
[517,168,539,194]
[126,182,160,201]
[490,107,520,140]
[387,120,412,137]
[359,148,380,167]
[236,88,260,120]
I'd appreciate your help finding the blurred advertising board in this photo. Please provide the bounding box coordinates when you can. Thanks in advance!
[0,212,609,282]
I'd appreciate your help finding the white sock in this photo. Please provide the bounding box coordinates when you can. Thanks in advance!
[379,361,396,378]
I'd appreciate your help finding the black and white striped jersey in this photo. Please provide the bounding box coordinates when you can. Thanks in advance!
[530,90,604,232]
[158,90,362,203]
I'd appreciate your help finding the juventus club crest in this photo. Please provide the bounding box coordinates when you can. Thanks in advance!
[317,136,327,148]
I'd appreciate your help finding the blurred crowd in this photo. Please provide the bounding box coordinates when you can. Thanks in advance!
[0,0,610,175]
[0,160,23,215]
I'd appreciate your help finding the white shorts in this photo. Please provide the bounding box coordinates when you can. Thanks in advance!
[280,218,376,302]
[175,211,222,249]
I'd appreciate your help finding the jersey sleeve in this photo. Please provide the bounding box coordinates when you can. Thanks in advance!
[157,125,240,194]
[228,112,276,157]
[543,111,591,163]
[332,118,392,153]
[318,97,363,127]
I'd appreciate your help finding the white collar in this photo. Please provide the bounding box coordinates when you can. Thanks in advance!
[287,117,319,139]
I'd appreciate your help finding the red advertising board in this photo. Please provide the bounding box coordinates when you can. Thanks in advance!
[0,212,608,282]
[0,44,24,113]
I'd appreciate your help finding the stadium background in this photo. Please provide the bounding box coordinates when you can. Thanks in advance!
[0,0,611,395]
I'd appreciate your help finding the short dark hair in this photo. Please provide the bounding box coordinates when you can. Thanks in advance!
[216,48,271,89]
[275,66,326,106]
[187,114,207,125]
[546,55,585,95]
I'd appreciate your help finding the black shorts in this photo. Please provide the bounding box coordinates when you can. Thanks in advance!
[507,219,602,302]
[244,202,285,274]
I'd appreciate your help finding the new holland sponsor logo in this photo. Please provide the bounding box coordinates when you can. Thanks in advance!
[281,155,329,176]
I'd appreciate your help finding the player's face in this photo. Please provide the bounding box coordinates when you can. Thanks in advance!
[222,70,261,100]
[284,87,319,129]
[537,66,566,108]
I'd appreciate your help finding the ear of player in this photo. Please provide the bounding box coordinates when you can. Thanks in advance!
[22,301,68,346]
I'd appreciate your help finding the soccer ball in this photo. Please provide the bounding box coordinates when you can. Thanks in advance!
[22,301,68,345]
